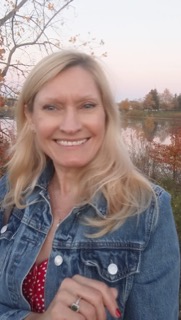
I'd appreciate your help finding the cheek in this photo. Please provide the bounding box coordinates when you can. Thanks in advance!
[33,118,52,137]
[96,114,106,139]
[90,119,105,138]
[98,122,106,140]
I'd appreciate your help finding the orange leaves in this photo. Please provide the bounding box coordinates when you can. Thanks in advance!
[118,99,130,112]
[0,67,4,82]
[48,2,54,10]
[0,136,10,177]
[0,96,5,107]
[149,128,181,179]
[23,16,31,22]
[0,48,5,59]
[69,35,79,44]
[0,73,4,82]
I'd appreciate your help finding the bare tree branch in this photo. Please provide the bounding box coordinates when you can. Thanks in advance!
[1,0,74,78]
[0,0,104,100]
[0,0,28,27]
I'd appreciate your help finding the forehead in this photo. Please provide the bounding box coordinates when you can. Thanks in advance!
[35,66,101,102]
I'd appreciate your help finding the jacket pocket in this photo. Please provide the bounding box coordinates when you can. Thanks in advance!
[80,246,141,283]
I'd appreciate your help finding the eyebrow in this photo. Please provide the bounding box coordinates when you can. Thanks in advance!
[36,95,100,104]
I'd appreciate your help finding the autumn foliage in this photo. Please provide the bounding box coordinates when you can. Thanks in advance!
[0,96,5,107]
[149,127,181,181]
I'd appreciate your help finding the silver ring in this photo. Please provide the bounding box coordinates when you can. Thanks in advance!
[70,297,81,312]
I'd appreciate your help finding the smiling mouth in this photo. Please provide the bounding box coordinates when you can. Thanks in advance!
[55,138,89,146]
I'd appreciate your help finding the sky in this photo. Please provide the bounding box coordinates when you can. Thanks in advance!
[61,0,181,101]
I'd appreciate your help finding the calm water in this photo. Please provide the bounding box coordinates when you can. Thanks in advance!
[121,117,181,147]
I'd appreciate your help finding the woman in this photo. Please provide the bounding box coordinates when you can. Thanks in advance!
[0,50,180,320]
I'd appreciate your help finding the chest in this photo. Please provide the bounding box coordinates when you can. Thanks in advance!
[0,201,149,318]
[0,218,142,313]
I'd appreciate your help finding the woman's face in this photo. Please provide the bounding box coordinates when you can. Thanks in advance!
[26,66,106,171]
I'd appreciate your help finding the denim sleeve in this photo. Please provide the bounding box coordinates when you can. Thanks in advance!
[124,189,180,320]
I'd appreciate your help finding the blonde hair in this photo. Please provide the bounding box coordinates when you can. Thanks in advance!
[4,50,154,236]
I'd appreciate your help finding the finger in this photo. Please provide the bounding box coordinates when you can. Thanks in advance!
[57,290,97,320]
[78,299,97,320]
[110,287,118,299]
[73,275,120,318]
[47,290,85,320]
[51,304,85,320]
[60,278,106,320]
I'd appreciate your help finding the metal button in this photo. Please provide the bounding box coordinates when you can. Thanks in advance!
[0,225,8,234]
[54,255,63,266]
[107,263,118,275]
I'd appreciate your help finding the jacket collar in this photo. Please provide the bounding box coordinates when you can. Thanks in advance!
[36,160,54,190]
[89,191,107,217]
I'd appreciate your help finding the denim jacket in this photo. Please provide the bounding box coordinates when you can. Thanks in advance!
[0,166,180,320]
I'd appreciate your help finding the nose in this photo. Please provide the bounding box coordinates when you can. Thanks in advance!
[59,108,82,133]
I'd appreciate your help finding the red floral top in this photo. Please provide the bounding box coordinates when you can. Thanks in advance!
[22,259,48,313]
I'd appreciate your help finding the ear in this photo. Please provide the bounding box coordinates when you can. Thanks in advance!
[24,104,35,132]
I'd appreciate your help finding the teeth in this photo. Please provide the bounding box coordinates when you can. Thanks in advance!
[57,139,87,146]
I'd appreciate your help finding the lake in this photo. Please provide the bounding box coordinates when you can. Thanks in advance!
[121,116,181,148]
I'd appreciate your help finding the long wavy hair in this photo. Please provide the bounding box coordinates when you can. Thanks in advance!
[3,50,154,236]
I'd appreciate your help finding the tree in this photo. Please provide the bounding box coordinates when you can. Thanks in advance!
[130,100,143,110]
[0,95,5,107]
[143,92,155,110]
[149,127,181,181]
[0,0,76,97]
[0,118,15,176]
[0,0,106,98]
[143,89,159,110]
[159,88,174,110]
[118,99,130,112]
[176,94,181,110]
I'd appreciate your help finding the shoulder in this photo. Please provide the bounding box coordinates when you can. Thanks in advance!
[120,183,173,248]
[152,183,171,202]
[150,183,172,224]
[143,183,177,247]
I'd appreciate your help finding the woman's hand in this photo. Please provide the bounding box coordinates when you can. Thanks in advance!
[25,275,121,320]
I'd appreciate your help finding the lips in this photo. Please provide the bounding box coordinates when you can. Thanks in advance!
[55,138,88,146]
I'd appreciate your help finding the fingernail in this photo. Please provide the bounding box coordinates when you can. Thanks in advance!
[115,308,122,318]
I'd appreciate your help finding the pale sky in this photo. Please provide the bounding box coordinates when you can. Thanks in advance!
[61,0,181,101]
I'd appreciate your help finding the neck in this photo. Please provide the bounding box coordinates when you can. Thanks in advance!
[48,168,80,221]
[52,167,79,197]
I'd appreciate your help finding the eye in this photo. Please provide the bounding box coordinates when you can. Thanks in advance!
[42,104,57,111]
[83,103,96,109]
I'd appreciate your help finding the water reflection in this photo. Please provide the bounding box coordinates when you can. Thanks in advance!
[121,117,181,146]
[121,117,181,183]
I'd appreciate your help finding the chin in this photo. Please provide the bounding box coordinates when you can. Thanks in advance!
[55,160,90,170]
[63,162,88,169]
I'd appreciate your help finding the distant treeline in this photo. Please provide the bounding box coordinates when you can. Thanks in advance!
[118,88,181,112]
